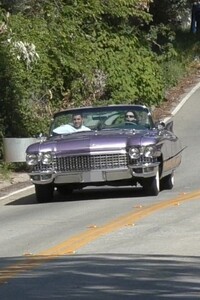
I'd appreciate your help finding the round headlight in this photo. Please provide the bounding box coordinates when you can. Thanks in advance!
[26,154,38,165]
[129,147,140,159]
[144,146,156,158]
[42,153,52,165]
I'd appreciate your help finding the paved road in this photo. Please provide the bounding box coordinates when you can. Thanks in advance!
[0,86,200,299]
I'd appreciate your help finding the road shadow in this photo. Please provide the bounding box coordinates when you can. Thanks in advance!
[6,186,147,206]
[0,253,199,299]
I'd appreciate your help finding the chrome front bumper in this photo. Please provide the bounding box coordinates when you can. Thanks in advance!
[28,162,160,185]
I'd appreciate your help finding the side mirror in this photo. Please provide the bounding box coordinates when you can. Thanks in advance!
[155,121,165,130]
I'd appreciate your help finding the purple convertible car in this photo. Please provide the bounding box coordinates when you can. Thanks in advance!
[26,105,183,202]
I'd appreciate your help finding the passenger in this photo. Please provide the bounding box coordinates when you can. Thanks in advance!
[53,113,91,134]
[71,114,91,130]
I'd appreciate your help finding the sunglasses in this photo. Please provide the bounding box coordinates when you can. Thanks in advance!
[126,115,135,118]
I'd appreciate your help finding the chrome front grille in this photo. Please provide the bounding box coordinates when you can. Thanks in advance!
[55,153,128,171]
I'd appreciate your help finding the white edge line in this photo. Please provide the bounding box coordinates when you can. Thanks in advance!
[163,81,200,123]
[0,185,34,201]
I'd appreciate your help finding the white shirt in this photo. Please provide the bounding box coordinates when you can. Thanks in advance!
[53,124,91,134]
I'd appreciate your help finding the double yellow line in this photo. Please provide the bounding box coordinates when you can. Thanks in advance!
[1,189,200,284]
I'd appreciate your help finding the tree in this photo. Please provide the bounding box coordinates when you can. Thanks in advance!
[149,0,192,27]
[0,1,178,138]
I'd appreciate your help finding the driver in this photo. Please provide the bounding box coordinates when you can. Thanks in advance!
[124,111,138,123]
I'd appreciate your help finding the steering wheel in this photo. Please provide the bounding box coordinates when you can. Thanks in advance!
[125,121,137,125]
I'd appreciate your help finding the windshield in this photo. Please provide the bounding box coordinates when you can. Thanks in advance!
[49,105,154,136]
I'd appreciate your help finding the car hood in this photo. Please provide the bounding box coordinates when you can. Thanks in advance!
[26,130,158,154]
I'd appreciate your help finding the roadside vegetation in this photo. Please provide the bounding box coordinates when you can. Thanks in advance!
[0,0,199,174]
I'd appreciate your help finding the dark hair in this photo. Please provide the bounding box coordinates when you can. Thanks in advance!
[125,111,137,117]
[72,113,83,118]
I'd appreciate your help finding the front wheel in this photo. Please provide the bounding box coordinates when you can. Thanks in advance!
[143,170,160,196]
[35,184,54,203]
[56,186,73,196]
[161,172,174,190]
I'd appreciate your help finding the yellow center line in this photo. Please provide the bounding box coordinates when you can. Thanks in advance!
[38,190,200,256]
[1,189,200,284]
